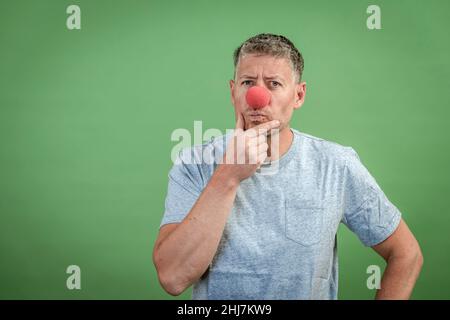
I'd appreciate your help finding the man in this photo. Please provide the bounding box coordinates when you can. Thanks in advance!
[153,33,423,299]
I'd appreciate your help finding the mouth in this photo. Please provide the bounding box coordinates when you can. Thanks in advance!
[248,115,267,122]
[247,111,266,116]
[247,111,269,123]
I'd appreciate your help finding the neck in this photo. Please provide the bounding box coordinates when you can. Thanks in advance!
[267,126,293,162]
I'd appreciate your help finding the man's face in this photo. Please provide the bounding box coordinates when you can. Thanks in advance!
[230,54,306,131]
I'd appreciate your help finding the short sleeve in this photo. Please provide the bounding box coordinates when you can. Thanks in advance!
[159,148,204,228]
[341,147,402,247]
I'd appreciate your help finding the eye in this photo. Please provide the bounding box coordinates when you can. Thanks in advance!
[241,80,253,86]
[270,81,281,88]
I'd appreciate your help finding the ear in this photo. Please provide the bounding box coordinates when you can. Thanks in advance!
[293,81,306,110]
[229,79,236,106]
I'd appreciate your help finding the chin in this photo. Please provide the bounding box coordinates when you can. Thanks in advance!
[248,117,269,126]
[250,120,266,126]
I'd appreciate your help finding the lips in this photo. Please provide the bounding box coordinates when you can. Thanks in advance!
[247,111,267,117]
[247,112,269,123]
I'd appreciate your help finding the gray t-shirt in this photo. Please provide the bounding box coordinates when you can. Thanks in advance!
[160,129,401,299]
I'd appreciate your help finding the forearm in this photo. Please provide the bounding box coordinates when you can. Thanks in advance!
[375,251,423,300]
[154,165,239,294]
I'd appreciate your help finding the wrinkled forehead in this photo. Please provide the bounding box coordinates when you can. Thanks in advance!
[235,54,296,81]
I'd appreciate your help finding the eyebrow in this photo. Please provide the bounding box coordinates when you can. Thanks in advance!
[239,74,286,82]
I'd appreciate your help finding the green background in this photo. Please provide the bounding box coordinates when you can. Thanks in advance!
[1,0,449,299]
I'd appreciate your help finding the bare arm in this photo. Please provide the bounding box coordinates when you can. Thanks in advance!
[372,218,423,299]
[153,166,240,296]
[153,115,280,296]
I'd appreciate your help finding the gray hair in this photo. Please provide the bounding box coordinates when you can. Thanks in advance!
[233,33,304,83]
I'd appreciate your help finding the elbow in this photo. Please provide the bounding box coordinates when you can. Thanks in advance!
[158,271,186,296]
[153,250,187,296]
[404,242,424,274]
[412,238,424,271]
[416,246,424,271]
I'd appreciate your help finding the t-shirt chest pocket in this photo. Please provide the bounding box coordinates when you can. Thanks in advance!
[284,199,324,246]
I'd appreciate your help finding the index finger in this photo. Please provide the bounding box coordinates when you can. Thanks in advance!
[247,120,280,136]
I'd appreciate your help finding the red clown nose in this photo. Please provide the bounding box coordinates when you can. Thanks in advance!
[245,86,271,109]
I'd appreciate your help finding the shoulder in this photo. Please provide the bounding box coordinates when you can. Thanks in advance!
[175,133,230,166]
[292,129,357,165]
[170,133,230,188]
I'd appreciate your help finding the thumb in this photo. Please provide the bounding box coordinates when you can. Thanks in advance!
[235,111,245,130]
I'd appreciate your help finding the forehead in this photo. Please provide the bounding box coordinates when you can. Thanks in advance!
[236,54,294,79]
